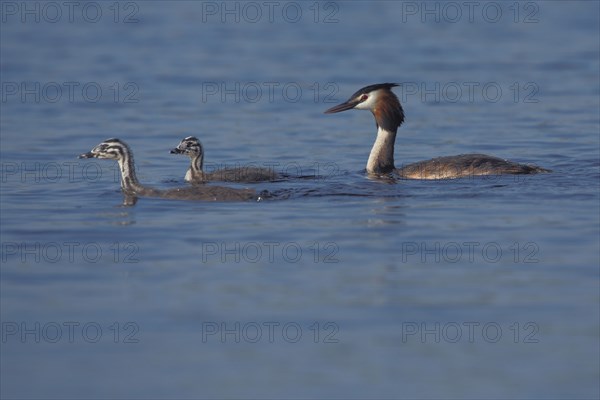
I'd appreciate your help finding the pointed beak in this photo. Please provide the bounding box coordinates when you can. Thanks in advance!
[78,152,95,159]
[324,100,358,114]
[170,148,184,154]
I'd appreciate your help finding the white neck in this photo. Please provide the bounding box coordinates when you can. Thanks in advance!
[184,168,193,182]
[366,126,396,174]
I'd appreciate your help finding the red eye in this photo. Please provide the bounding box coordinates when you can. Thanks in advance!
[360,94,368,102]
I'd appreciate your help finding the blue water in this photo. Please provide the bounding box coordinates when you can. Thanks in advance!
[1,1,599,398]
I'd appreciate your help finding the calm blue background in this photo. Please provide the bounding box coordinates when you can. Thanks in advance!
[1,1,599,398]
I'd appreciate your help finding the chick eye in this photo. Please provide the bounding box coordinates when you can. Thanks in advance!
[359,94,368,102]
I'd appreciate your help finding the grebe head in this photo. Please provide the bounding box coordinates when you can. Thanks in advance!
[170,136,204,157]
[78,138,130,160]
[324,83,405,133]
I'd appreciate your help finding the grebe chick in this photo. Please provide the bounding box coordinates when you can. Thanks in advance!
[79,139,257,202]
[170,136,278,183]
[325,83,551,179]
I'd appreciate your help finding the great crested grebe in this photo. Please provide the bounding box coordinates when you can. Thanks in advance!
[325,83,551,179]
[170,136,278,183]
[79,138,257,202]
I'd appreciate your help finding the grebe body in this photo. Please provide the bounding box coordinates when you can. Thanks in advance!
[325,83,550,179]
[170,136,278,183]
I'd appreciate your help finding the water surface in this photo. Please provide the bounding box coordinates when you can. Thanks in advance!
[1,1,599,398]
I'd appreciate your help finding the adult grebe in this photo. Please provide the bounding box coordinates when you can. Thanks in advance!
[170,136,277,183]
[79,138,257,202]
[324,83,550,179]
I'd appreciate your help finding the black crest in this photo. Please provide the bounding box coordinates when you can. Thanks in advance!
[348,83,399,100]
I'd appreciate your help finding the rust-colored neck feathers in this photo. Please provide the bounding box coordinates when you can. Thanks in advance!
[371,89,404,134]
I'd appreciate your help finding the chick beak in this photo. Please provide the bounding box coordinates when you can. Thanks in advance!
[78,152,95,159]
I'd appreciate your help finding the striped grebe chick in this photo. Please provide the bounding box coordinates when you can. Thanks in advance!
[325,83,551,179]
[79,139,257,202]
[170,136,278,183]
